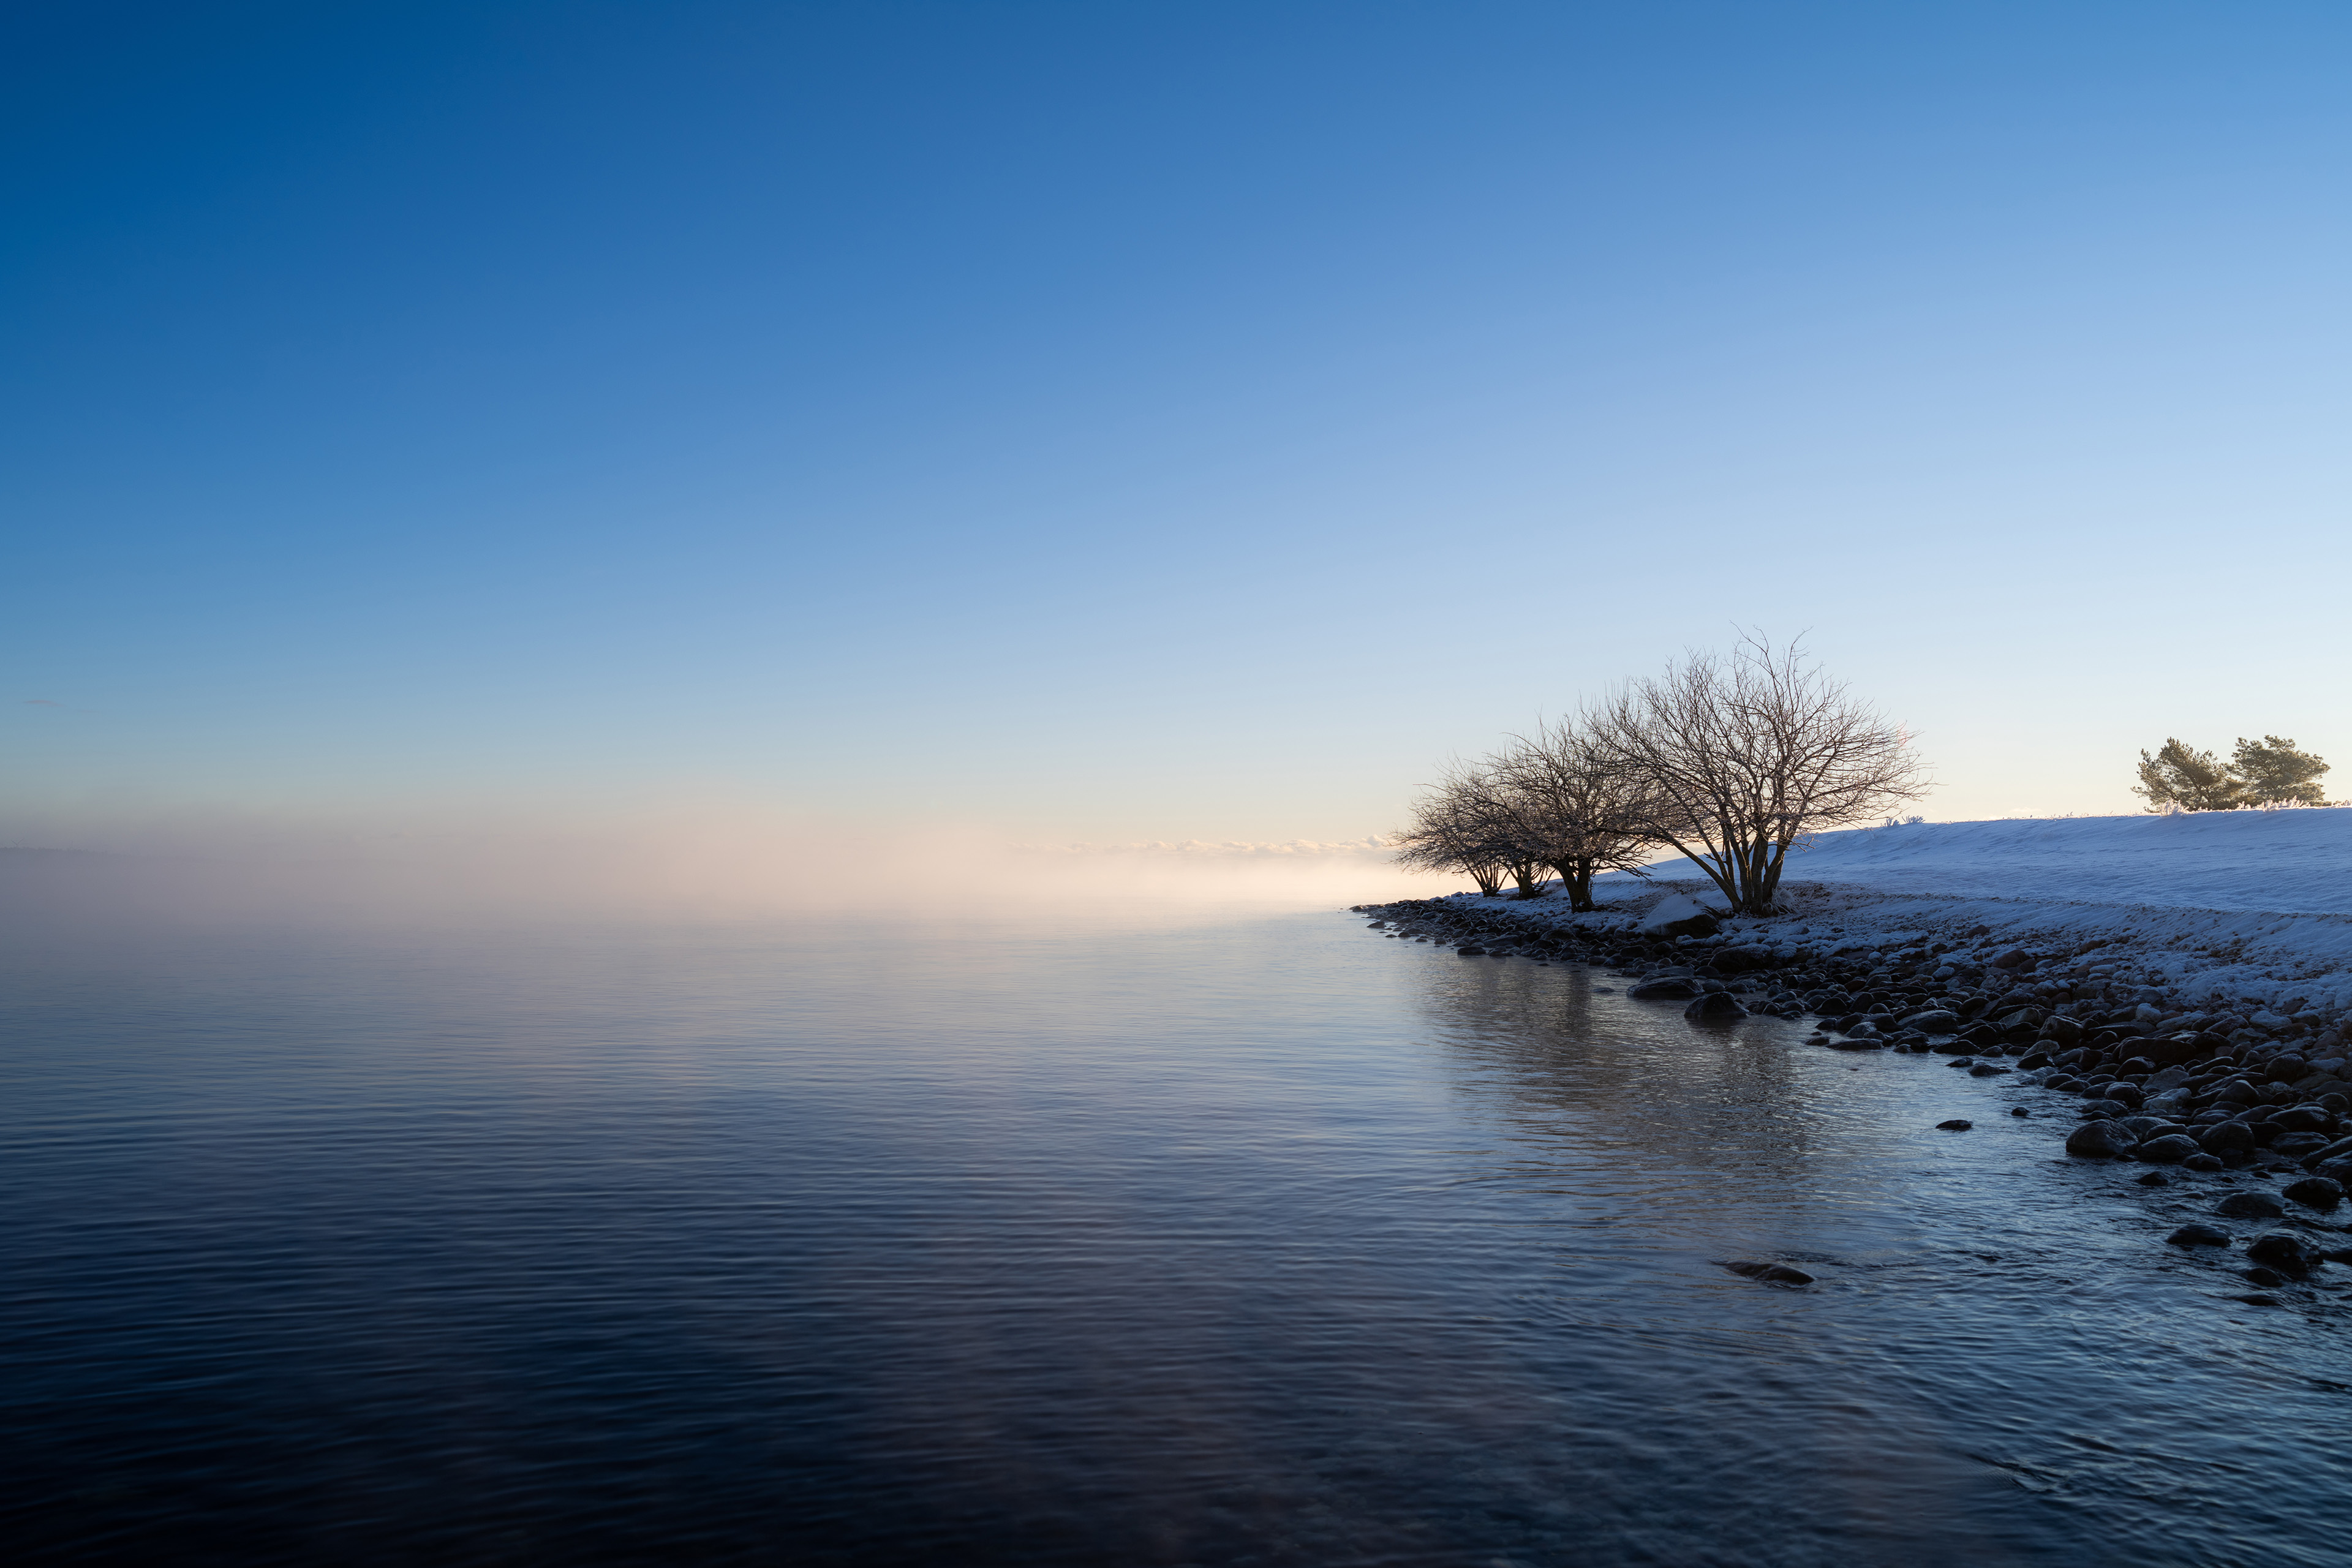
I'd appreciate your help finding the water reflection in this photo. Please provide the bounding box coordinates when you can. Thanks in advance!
[1,913,2345,1566]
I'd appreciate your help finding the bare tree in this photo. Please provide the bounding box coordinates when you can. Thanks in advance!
[1488,717,1659,910]
[1597,635,1927,916]
[1391,766,1513,895]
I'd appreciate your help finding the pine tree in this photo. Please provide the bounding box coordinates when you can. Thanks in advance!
[2231,735,2331,805]
[2133,739,2247,812]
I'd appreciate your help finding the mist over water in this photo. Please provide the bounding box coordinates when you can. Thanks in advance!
[6,856,2347,1565]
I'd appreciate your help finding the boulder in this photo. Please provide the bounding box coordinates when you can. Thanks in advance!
[2299,1135,2352,1170]
[2166,1223,2231,1247]
[1711,944,1777,974]
[2214,1191,2284,1219]
[2245,1232,2321,1275]
[1901,1009,1962,1035]
[2065,1120,2138,1158]
[2283,1176,2344,1210]
[1627,977,1702,1000]
[1683,993,1749,1026]
[1990,948,2035,970]
[2198,1122,2257,1157]
[2135,1134,2202,1164]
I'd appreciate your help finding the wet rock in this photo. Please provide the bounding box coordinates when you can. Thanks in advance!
[2184,1153,2225,1172]
[2245,1232,2321,1276]
[2214,1191,2285,1219]
[1826,1035,1887,1050]
[1627,976,1701,1000]
[2010,1107,2031,1117]
[1722,1261,1815,1285]
[2283,1176,2345,1210]
[1936,1119,1973,1131]
[1683,993,1749,1026]
[2166,1223,2230,1246]
[2198,1121,2257,1157]
[2242,1266,2285,1288]
[1902,1009,1962,1035]
[2065,1120,2139,1158]
[1969,1063,2007,1077]
[2299,1134,2352,1170]
[1457,947,1488,957]
[1990,948,2035,970]
[2134,1170,2171,1186]
[2136,1134,2203,1164]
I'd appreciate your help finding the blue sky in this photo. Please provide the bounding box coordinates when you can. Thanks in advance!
[7,1,2350,846]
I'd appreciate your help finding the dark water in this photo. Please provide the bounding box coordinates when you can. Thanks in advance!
[5,903,2350,1566]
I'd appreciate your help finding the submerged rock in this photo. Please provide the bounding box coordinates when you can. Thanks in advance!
[2214,1191,2285,1219]
[2166,1223,2230,1247]
[1627,976,1702,1000]
[1683,993,1749,1026]
[1722,1261,1815,1285]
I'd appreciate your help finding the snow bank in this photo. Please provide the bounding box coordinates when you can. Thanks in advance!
[1563,809,2352,1015]
[1606,809,2352,916]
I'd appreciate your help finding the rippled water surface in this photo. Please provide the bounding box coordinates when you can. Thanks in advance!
[6,904,2350,1566]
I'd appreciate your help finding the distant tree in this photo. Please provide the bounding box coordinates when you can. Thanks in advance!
[2232,735,2330,806]
[1596,635,1928,916]
[2133,739,2248,812]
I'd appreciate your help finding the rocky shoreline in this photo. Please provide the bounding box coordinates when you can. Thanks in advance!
[1351,889,2352,1308]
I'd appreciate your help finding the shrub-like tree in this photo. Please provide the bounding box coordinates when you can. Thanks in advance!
[1487,717,1658,909]
[2133,739,2248,812]
[1392,767,1513,895]
[1597,635,1928,916]
[2231,735,2330,806]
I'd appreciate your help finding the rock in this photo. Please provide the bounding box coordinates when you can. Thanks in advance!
[1969,1063,2007,1077]
[1457,947,1488,956]
[2135,1170,2171,1186]
[1722,1261,1815,1285]
[2166,1223,2230,1246]
[1902,1009,1962,1034]
[2065,1121,2139,1158]
[2214,1191,2285,1219]
[2283,1176,2344,1210]
[2136,1134,2203,1164]
[2299,1134,2352,1170]
[1711,944,1777,974]
[1936,1119,1973,1131]
[1990,948,2034,970]
[1683,993,1749,1025]
[2010,1107,2030,1117]
[2184,1153,2225,1172]
[2198,1122,2256,1156]
[1826,1035,1887,1050]
[1627,976,1702,1000]
[2245,1232,2320,1275]
[2243,1267,2285,1288]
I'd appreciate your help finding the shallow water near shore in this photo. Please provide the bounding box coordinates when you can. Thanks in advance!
[6,905,2350,1566]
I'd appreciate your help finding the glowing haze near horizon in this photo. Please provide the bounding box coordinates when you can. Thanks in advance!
[7,1,2351,899]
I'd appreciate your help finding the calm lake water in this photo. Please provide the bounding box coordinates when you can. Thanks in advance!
[5,899,2349,1566]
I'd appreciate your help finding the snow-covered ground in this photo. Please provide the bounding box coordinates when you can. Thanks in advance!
[1564,809,2352,1014]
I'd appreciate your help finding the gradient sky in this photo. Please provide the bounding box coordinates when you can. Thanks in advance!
[7,1,2350,847]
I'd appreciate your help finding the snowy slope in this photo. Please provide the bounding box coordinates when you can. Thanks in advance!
[1597,809,2352,916]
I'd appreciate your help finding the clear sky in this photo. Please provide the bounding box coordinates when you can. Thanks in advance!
[7,1,2350,851]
